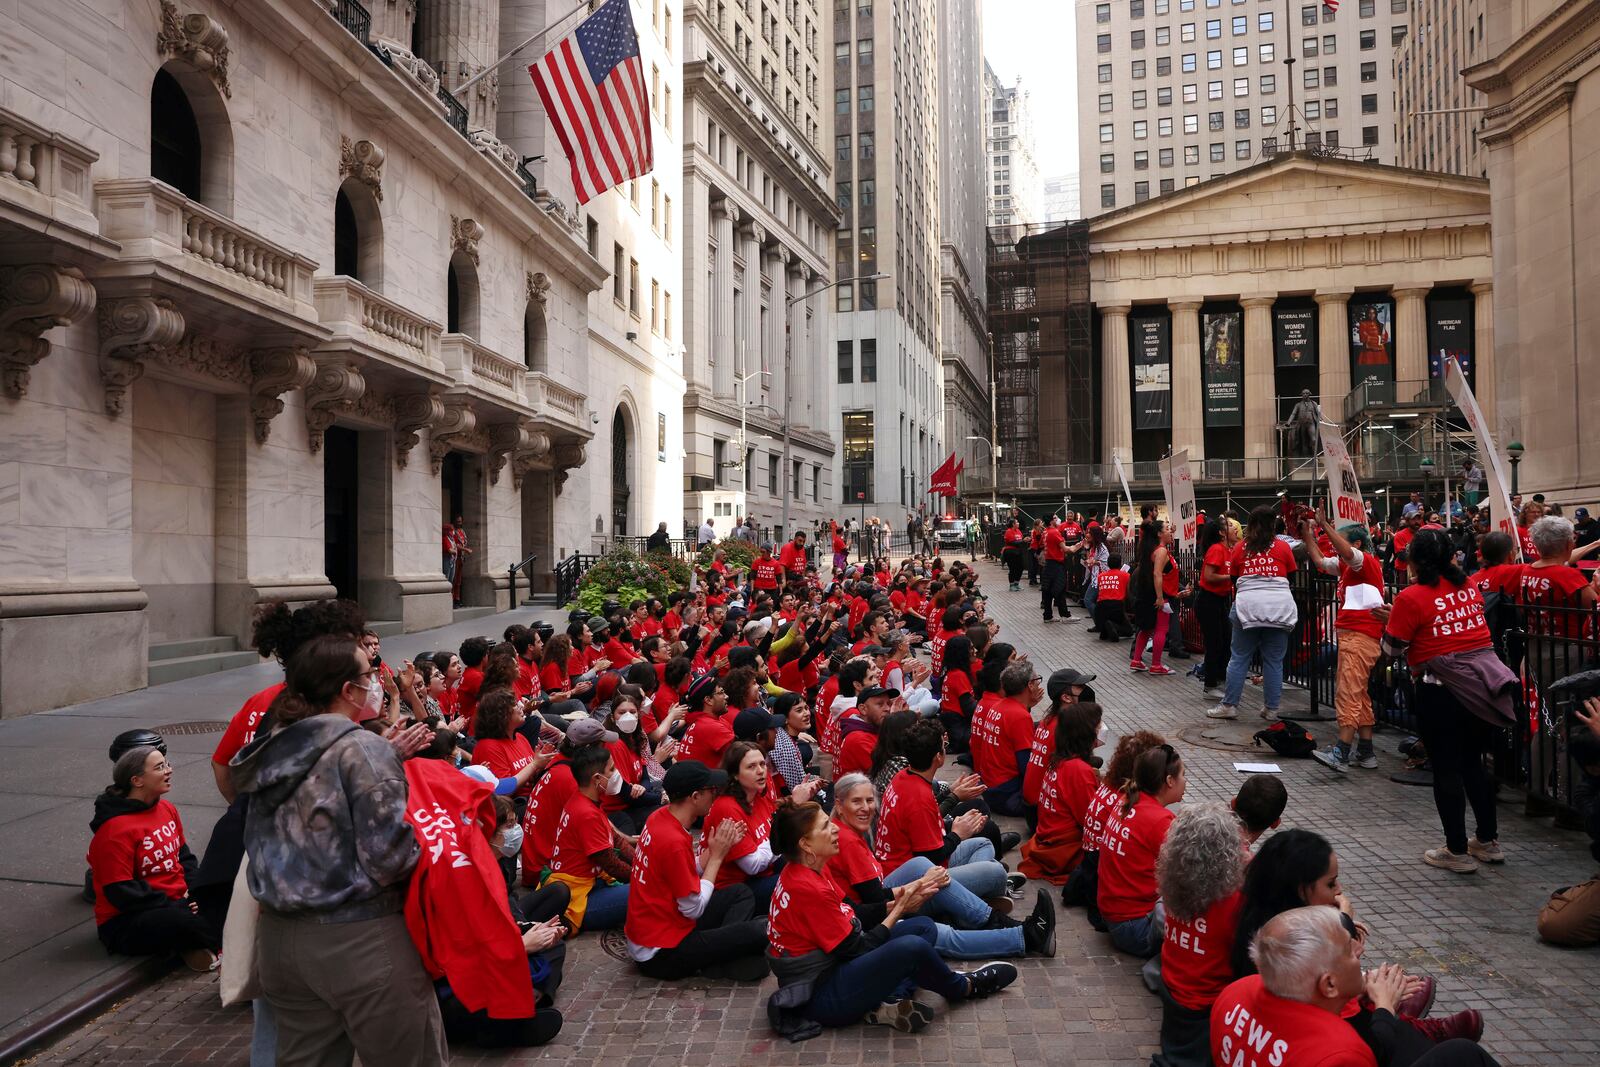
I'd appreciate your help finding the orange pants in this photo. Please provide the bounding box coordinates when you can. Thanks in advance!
[1334,630,1380,731]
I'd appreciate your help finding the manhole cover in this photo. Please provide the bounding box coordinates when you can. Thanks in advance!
[153,721,229,735]
[1176,722,1260,753]
[598,928,632,962]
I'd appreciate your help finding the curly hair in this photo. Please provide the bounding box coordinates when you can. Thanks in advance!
[480,643,520,692]
[252,599,366,664]
[1157,801,1246,922]
[473,688,519,740]
[1104,729,1168,794]
[720,667,760,709]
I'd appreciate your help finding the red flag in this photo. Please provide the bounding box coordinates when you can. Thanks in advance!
[1322,0,1340,12]
[929,452,959,496]
[528,0,654,205]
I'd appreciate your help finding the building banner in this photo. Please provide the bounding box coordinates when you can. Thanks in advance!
[1442,356,1520,559]
[1316,422,1366,539]
[1131,315,1172,430]
[1159,449,1198,553]
[1274,308,1316,367]
[1427,298,1473,382]
[1348,299,1394,402]
[1202,311,1242,427]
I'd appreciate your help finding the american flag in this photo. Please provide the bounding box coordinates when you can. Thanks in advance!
[528,0,653,205]
[1323,0,1340,12]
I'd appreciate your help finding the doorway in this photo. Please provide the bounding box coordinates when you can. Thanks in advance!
[323,425,360,601]
[611,409,631,535]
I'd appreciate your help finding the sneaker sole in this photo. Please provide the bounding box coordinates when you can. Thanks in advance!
[1423,851,1479,874]
[1467,844,1506,864]
[1354,758,1379,770]
[1312,751,1350,774]
[1205,708,1238,719]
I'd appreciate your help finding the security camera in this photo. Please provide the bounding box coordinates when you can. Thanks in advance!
[590,411,601,425]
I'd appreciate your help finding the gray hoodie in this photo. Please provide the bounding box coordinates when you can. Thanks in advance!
[230,714,418,918]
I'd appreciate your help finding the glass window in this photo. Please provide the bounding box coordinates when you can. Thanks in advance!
[835,88,850,113]
[1233,45,1247,65]
[1131,0,1146,15]
[858,38,873,58]
[1323,33,1337,53]
[837,340,853,383]
[1156,55,1172,75]
[1301,5,1317,27]
[1304,67,1319,88]
[1326,129,1339,147]
[1391,0,1407,12]
[841,412,872,498]
[1100,123,1115,143]
[1181,22,1196,41]
[1160,178,1175,193]
[1362,125,1379,145]
[1261,104,1276,124]
[1206,18,1220,37]
[1259,42,1275,61]
[1305,100,1320,119]
[1324,96,1338,117]
[1134,150,1149,169]
[1159,146,1174,166]
[1156,0,1170,12]
[1359,0,1375,15]
[1234,139,1250,159]
[1209,142,1225,162]
[1159,116,1174,135]
[1183,83,1198,102]
[1260,73,1275,93]
[1390,24,1406,45]
[859,132,873,157]
[1361,61,1377,81]
[1101,183,1116,207]
[1207,50,1222,69]
[1324,65,1338,85]
[1096,2,1110,21]
[1362,93,1377,113]
[1184,113,1199,133]
[1182,52,1197,72]
[1303,36,1318,56]
[859,86,873,110]
[836,134,850,161]
[1100,92,1114,112]
[1209,111,1224,130]
[1132,29,1146,48]
[1184,144,1200,164]
[1231,15,1246,34]
[1098,63,1113,82]
[1135,181,1151,202]
[860,340,876,382]
[1097,32,1111,52]
[1156,26,1170,45]
[1157,86,1173,105]
[1234,107,1250,128]
[1359,28,1376,48]
[1133,89,1148,109]
[1208,80,1223,98]
[1100,152,1115,173]
[1180,0,1194,10]
[1133,59,1148,77]
[1258,11,1273,31]
[1134,120,1149,139]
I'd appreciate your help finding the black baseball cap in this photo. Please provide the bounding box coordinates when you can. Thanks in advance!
[733,707,787,740]
[1047,668,1097,702]
[683,674,720,710]
[856,686,899,703]
[663,761,729,800]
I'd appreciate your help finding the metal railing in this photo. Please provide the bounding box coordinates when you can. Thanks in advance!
[330,0,372,44]
[554,553,603,608]
[437,85,470,136]
[506,553,537,610]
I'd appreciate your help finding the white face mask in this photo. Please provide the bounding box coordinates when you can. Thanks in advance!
[616,713,639,734]
[1096,722,1108,746]
[497,823,524,858]
[355,678,382,719]
[604,770,625,795]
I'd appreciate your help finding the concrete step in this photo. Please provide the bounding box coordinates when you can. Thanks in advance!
[368,619,405,637]
[148,635,238,661]
[452,606,498,624]
[147,649,263,687]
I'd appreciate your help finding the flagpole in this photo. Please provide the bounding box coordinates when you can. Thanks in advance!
[453,0,600,97]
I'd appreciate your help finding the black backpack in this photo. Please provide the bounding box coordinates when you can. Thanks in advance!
[1252,720,1316,759]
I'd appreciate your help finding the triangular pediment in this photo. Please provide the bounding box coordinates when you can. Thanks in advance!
[1088,154,1490,247]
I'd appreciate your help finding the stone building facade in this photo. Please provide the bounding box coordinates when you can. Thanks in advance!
[0,0,681,716]
[1392,0,1491,177]
[985,62,1042,229]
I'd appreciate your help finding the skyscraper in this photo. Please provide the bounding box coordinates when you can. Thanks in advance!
[1392,0,1490,177]
[986,62,1043,228]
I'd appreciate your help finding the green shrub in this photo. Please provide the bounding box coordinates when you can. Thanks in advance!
[647,550,693,590]
[696,538,758,572]
[570,547,673,612]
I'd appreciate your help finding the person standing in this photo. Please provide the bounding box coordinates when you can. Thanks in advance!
[1002,518,1027,591]
[1194,517,1239,699]
[1304,511,1388,772]
[646,522,671,552]
[698,516,716,547]
[448,516,471,608]
[1460,459,1483,507]
[1207,507,1299,722]
[1130,521,1180,676]
[1040,518,1074,623]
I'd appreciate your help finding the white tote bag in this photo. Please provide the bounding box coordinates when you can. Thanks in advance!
[218,856,261,1006]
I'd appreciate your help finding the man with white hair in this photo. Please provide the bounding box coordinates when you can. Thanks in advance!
[1211,906,1500,1066]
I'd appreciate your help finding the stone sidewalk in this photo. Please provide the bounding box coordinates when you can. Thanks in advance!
[13,562,1600,1066]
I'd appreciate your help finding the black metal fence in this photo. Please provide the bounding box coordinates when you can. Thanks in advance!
[554,553,602,609]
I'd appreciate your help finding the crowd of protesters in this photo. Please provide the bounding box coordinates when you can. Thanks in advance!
[78,487,1600,1065]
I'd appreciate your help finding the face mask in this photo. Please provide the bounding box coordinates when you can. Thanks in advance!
[356,678,382,719]
[616,713,639,734]
[497,823,524,858]
[604,770,625,795]
[1096,722,1108,746]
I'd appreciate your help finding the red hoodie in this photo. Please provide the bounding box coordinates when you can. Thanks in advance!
[402,760,535,1020]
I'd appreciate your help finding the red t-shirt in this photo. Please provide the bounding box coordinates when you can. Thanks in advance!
[604,740,645,812]
[971,696,1034,790]
[1333,549,1387,639]
[1162,890,1243,1011]
[1081,782,1121,853]
[547,792,614,880]
[212,683,286,766]
[1518,563,1593,638]
[940,667,975,717]
[1393,526,1417,559]
[1211,974,1379,1067]
[1044,525,1067,562]
[514,658,541,700]
[1384,578,1491,669]
[701,793,775,888]
[540,660,570,694]
[1097,569,1129,601]
[1022,716,1060,806]
[768,862,856,957]
[1034,756,1099,846]
[520,758,576,882]
[929,628,958,675]
[874,769,943,870]
[472,735,536,795]
[752,557,783,589]
[1230,540,1298,580]
[835,726,878,779]
[88,799,189,925]
[626,808,701,950]
[678,711,736,768]
[779,542,807,574]
[1473,562,1522,600]
[1199,542,1234,596]
[825,819,885,901]
[1096,792,1176,923]
[458,667,485,731]
[1517,525,1537,562]
[777,658,818,694]
[602,638,636,666]
[1004,527,1025,545]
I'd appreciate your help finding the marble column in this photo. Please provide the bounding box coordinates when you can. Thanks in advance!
[417,0,500,133]
[739,222,765,392]
[711,200,735,398]
[1100,303,1132,466]
[788,262,811,428]
[1393,286,1430,386]
[370,0,417,49]
[1469,279,1496,429]
[1241,295,1276,467]
[1315,289,1353,414]
[769,246,790,420]
[1169,300,1204,461]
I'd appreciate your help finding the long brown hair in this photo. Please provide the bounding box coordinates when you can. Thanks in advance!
[1120,743,1182,815]
[720,741,764,814]
[770,799,825,859]
[1243,505,1278,554]
[272,635,364,725]
[1105,729,1167,808]
[541,633,573,671]
[473,688,519,740]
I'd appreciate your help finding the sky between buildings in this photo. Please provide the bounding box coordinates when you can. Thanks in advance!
[982,0,1081,177]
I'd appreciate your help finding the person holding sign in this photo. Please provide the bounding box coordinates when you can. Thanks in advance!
[1302,510,1387,773]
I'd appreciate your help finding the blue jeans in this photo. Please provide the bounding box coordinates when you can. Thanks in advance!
[1082,578,1099,620]
[250,998,277,1067]
[804,918,969,1026]
[885,857,992,928]
[581,882,629,930]
[1107,902,1165,958]
[947,836,1008,899]
[983,776,1028,817]
[1223,621,1290,710]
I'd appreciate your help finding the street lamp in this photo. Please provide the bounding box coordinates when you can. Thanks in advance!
[780,271,889,542]
[1420,456,1435,512]
[965,436,999,528]
[1507,440,1524,497]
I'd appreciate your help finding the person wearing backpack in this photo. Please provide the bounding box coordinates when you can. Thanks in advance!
[1302,511,1388,772]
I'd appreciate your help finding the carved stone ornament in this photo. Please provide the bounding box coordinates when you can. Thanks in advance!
[339,136,385,201]
[427,397,477,474]
[485,422,529,486]
[470,130,519,172]
[249,346,317,444]
[451,216,485,266]
[394,391,445,467]
[0,265,97,398]
[157,1,232,97]
[510,430,553,489]
[380,43,441,96]
[303,359,366,453]
[525,271,551,307]
[553,441,586,470]
[151,335,251,385]
[97,297,185,416]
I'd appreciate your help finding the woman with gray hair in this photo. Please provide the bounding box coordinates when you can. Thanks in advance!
[1151,801,1247,1067]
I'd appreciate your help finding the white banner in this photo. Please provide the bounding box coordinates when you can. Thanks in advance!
[1112,455,1136,515]
[1159,450,1199,553]
[1317,422,1367,538]
[1442,356,1520,559]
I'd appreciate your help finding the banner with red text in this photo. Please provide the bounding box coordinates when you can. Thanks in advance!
[1158,449,1198,553]
[1317,422,1367,538]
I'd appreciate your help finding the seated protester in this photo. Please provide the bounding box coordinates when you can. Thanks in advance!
[519,719,615,886]
[624,763,771,982]
[852,611,892,655]
[1065,730,1170,923]
[472,689,551,797]
[837,686,900,779]
[772,693,817,786]
[701,742,786,911]
[603,695,667,835]
[876,720,1014,903]
[928,605,967,687]
[1019,702,1105,884]
[677,674,736,768]
[1153,802,1248,1067]
[89,746,218,972]
[737,702,821,801]
[457,636,491,731]
[485,794,571,933]
[868,712,1016,862]
[970,663,1043,816]
[1098,744,1187,958]
[765,799,1019,1039]
[1094,554,1133,641]
[539,635,594,710]
[824,658,876,760]
[544,745,633,931]
[511,628,545,700]
[937,636,979,753]
[1539,697,1600,948]
[430,649,466,719]
[973,641,1019,717]
[1023,669,1097,809]
[828,773,1056,961]
[774,624,828,698]
[1232,774,1289,849]
[1213,908,1502,1067]
[648,657,692,741]
[601,621,642,669]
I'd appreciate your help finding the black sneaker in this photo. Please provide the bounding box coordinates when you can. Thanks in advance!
[1023,891,1057,958]
[962,962,1020,999]
[1006,872,1028,894]
[999,831,1023,856]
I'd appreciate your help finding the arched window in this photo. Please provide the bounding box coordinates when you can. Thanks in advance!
[149,64,234,212]
[332,180,383,287]
[524,300,548,372]
[447,251,480,337]
[334,190,358,277]
[611,408,632,535]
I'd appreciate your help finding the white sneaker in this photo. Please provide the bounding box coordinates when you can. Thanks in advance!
[1203,686,1225,700]
[1205,704,1238,719]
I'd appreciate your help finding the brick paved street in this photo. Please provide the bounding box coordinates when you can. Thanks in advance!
[21,561,1600,1067]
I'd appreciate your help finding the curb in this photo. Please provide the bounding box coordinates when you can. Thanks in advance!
[0,958,174,1067]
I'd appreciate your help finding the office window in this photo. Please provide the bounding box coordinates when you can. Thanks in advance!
[837,340,853,383]
[1098,63,1113,82]
[612,243,625,302]
[1261,104,1276,124]
[1322,1,1336,20]
[1134,150,1149,169]
[1184,113,1199,133]
[1359,28,1376,48]
[587,216,600,258]
[1303,36,1318,56]
[841,412,873,499]
[835,41,849,59]
[1156,0,1169,12]
[1181,22,1196,41]
[1133,59,1147,77]
[1206,18,1220,37]
[1100,123,1114,143]
[628,258,640,317]
[1100,92,1114,113]
[1097,32,1111,52]
[663,195,671,244]
[1101,183,1116,207]
[1100,152,1116,173]
[1324,65,1338,85]
[1259,11,1273,31]
[859,179,874,206]
[1181,0,1194,9]
[1235,107,1250,128]
[836,135,849,161]
[1304,100,1320,119]
[1156,26,1170,45]
[1235,139,1250,159]
[1135,181,1151,202]
[1157,86,1173,105]
[650,279,660,332]
[1362,125,1379,145]
[1259,42,1275,61]
[1209,142,1224,161]
[1096,2,1110,21]
[1183,83,1198,102]
[1159,116,1174,135]
[664,292,672,339]
[1233,76,1249,96]
[858,38,872,58]
[1182,52,1197,71]
[1159,146,1174,166]
[1324,96,1338,117]
[1391,0,1407,11]
[1301,5,1317,27]
[1208,110,1224,130]
[860,339,876,383]
[1391,24,1406,44]
[650,180,661,231]
[1207,49,1222,69]
[1161,178,1176,193]
[1132,29,1146,49]
[859,86,873,111]
[1208,80,1223,99]
[1156,55,1172,75]
[1359,0,1375,14]
[1360,61,1376,81]
[859,132,873,158]
[1131,0,1146,15]
[1184,144,1200,164]
[1134,120,1149,139]
[1304,67,1319,88]
[1260,73,1276,93]
[1323,33,1337,53]
[1233,46,1247,65]
[836,284,852,311]
[1325,129,1339,147]
[1231,15,1246,34]
[1362,93,1377,114]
